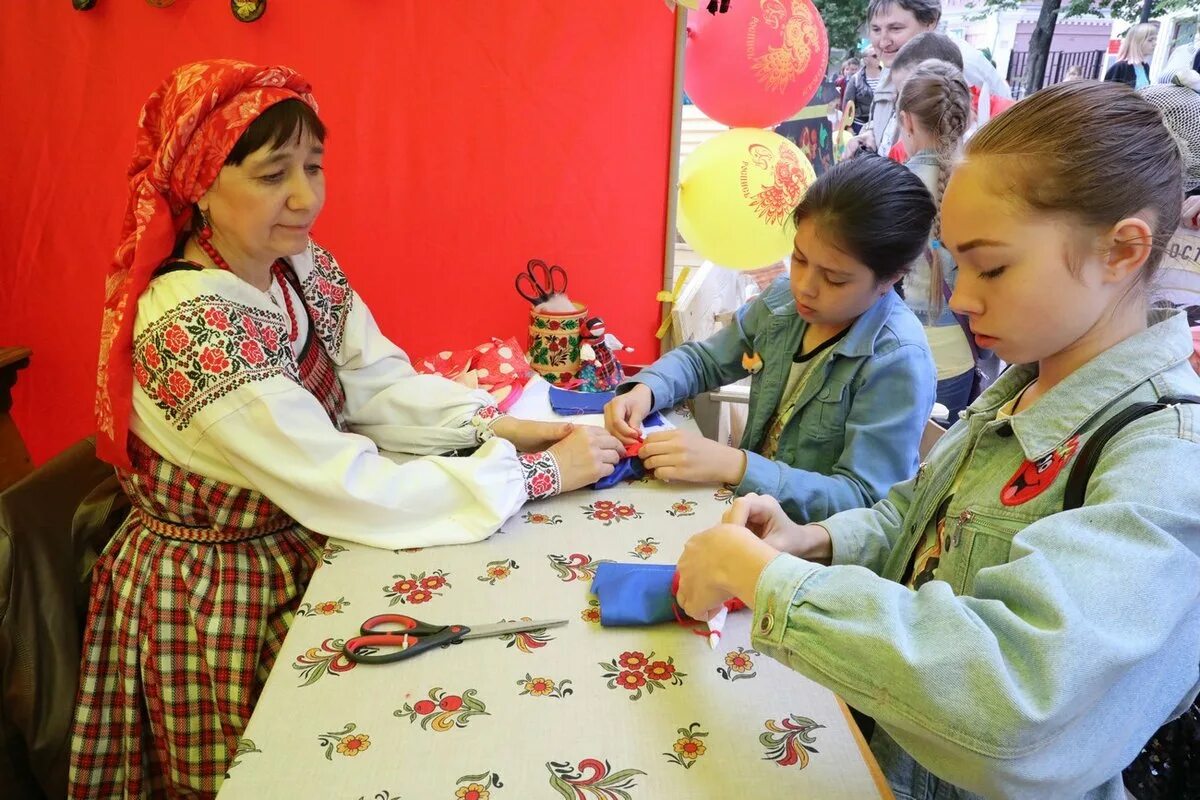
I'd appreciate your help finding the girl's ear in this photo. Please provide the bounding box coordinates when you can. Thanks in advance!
[1104,216,1155,284]
[898,110,914,137]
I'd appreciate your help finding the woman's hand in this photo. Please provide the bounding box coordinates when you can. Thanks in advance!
[547,425,624,493]
[725,493,833,563]
[604,384,654,445]
[675,524,779,620]
[639,429,747,485]
[490,417,575,453]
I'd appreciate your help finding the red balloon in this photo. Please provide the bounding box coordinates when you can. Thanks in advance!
[684,0,829,129]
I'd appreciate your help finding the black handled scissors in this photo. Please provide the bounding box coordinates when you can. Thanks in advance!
[514,259,569,305]
[342,613,569,664]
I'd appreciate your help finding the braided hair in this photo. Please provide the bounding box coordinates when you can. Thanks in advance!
[897,59,971,314]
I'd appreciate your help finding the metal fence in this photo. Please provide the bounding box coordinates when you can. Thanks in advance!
[1006,50,1106,99]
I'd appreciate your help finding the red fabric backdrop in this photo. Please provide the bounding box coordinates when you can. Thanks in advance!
[0,2,675,463]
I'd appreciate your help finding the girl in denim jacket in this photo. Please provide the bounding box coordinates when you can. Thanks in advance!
[676,82,1200,800]
[604,156,938,523]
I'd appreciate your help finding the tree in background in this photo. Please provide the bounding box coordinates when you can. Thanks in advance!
[813,0,870,53]
[972,0,1191,96]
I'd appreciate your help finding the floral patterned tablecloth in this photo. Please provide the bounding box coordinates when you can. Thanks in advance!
[218,409,893,800]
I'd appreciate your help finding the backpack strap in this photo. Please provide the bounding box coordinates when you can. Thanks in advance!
[1063,395,1200,510]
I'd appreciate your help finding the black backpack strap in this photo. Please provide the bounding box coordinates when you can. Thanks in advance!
[1063,395,1200,510]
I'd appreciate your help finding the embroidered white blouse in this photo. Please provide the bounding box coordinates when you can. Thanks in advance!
[127,241,557,550]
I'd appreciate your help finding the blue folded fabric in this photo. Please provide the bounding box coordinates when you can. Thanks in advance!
[547,386,665,427]
[591,562,679,627]
[593,455,646,490]
[548,385,613,415]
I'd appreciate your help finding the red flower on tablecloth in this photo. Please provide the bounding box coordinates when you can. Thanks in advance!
[546,759,645,798]
[517,673,574,699]
[478,558,519,585]
[396,687,489,732]
[580,599,601,624]
[317,722,370,760]
[667,499,698,517]
[760,714,826,768]
[383,570,451,606]
[523,511,562,525]
[600,650,687,700]
[293,638,357,687]
[498,617,557,653]
[142,342,162,369]
[547,553,602,582]
[629,538,660,560]
[297,597,349,617]
[454,771,503,799]
[664,722,709,769]
[406,589,434,604]
[582,500,641,525]
[618,651,648,670]
[718,647,761,682]
[616,670,646,691]
[645,660,676,682]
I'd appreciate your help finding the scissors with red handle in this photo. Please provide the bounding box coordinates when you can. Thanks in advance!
[514,259,569,305]
[342,614,569,664]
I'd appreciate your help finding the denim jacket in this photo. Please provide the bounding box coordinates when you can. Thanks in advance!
[625,277,936,521]
[749,308,1200,799]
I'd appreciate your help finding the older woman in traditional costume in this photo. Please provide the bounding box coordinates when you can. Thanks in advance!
[71,59,622,798]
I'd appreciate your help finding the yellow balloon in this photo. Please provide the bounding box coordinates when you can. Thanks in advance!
[677,128,816,270]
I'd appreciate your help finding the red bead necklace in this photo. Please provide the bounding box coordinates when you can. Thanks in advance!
[197,229,300,344]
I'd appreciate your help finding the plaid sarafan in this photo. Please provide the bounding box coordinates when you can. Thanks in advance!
[70,317,346,799]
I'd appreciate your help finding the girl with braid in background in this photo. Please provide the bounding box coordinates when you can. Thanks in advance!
[895,60,977,421]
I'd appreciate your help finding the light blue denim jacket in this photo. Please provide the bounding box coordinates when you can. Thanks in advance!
[624,277,936,521]
[749,308,1200,800]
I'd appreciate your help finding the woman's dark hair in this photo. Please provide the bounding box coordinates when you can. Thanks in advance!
[226,98,325,166]
[792,155,936,283]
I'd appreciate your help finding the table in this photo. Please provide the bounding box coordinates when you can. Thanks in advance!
[219,393,893,800]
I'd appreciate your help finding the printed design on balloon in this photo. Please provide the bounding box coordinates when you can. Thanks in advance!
[745,145,808,225]
[749,0,822,93]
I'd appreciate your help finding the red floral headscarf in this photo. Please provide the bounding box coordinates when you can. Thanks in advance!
[95,59,318,467]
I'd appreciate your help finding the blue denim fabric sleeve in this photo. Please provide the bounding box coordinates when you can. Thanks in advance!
[748,429,1200,799]
[736,341,936,523]
[817,474,917,574]
[619,292,764,413]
